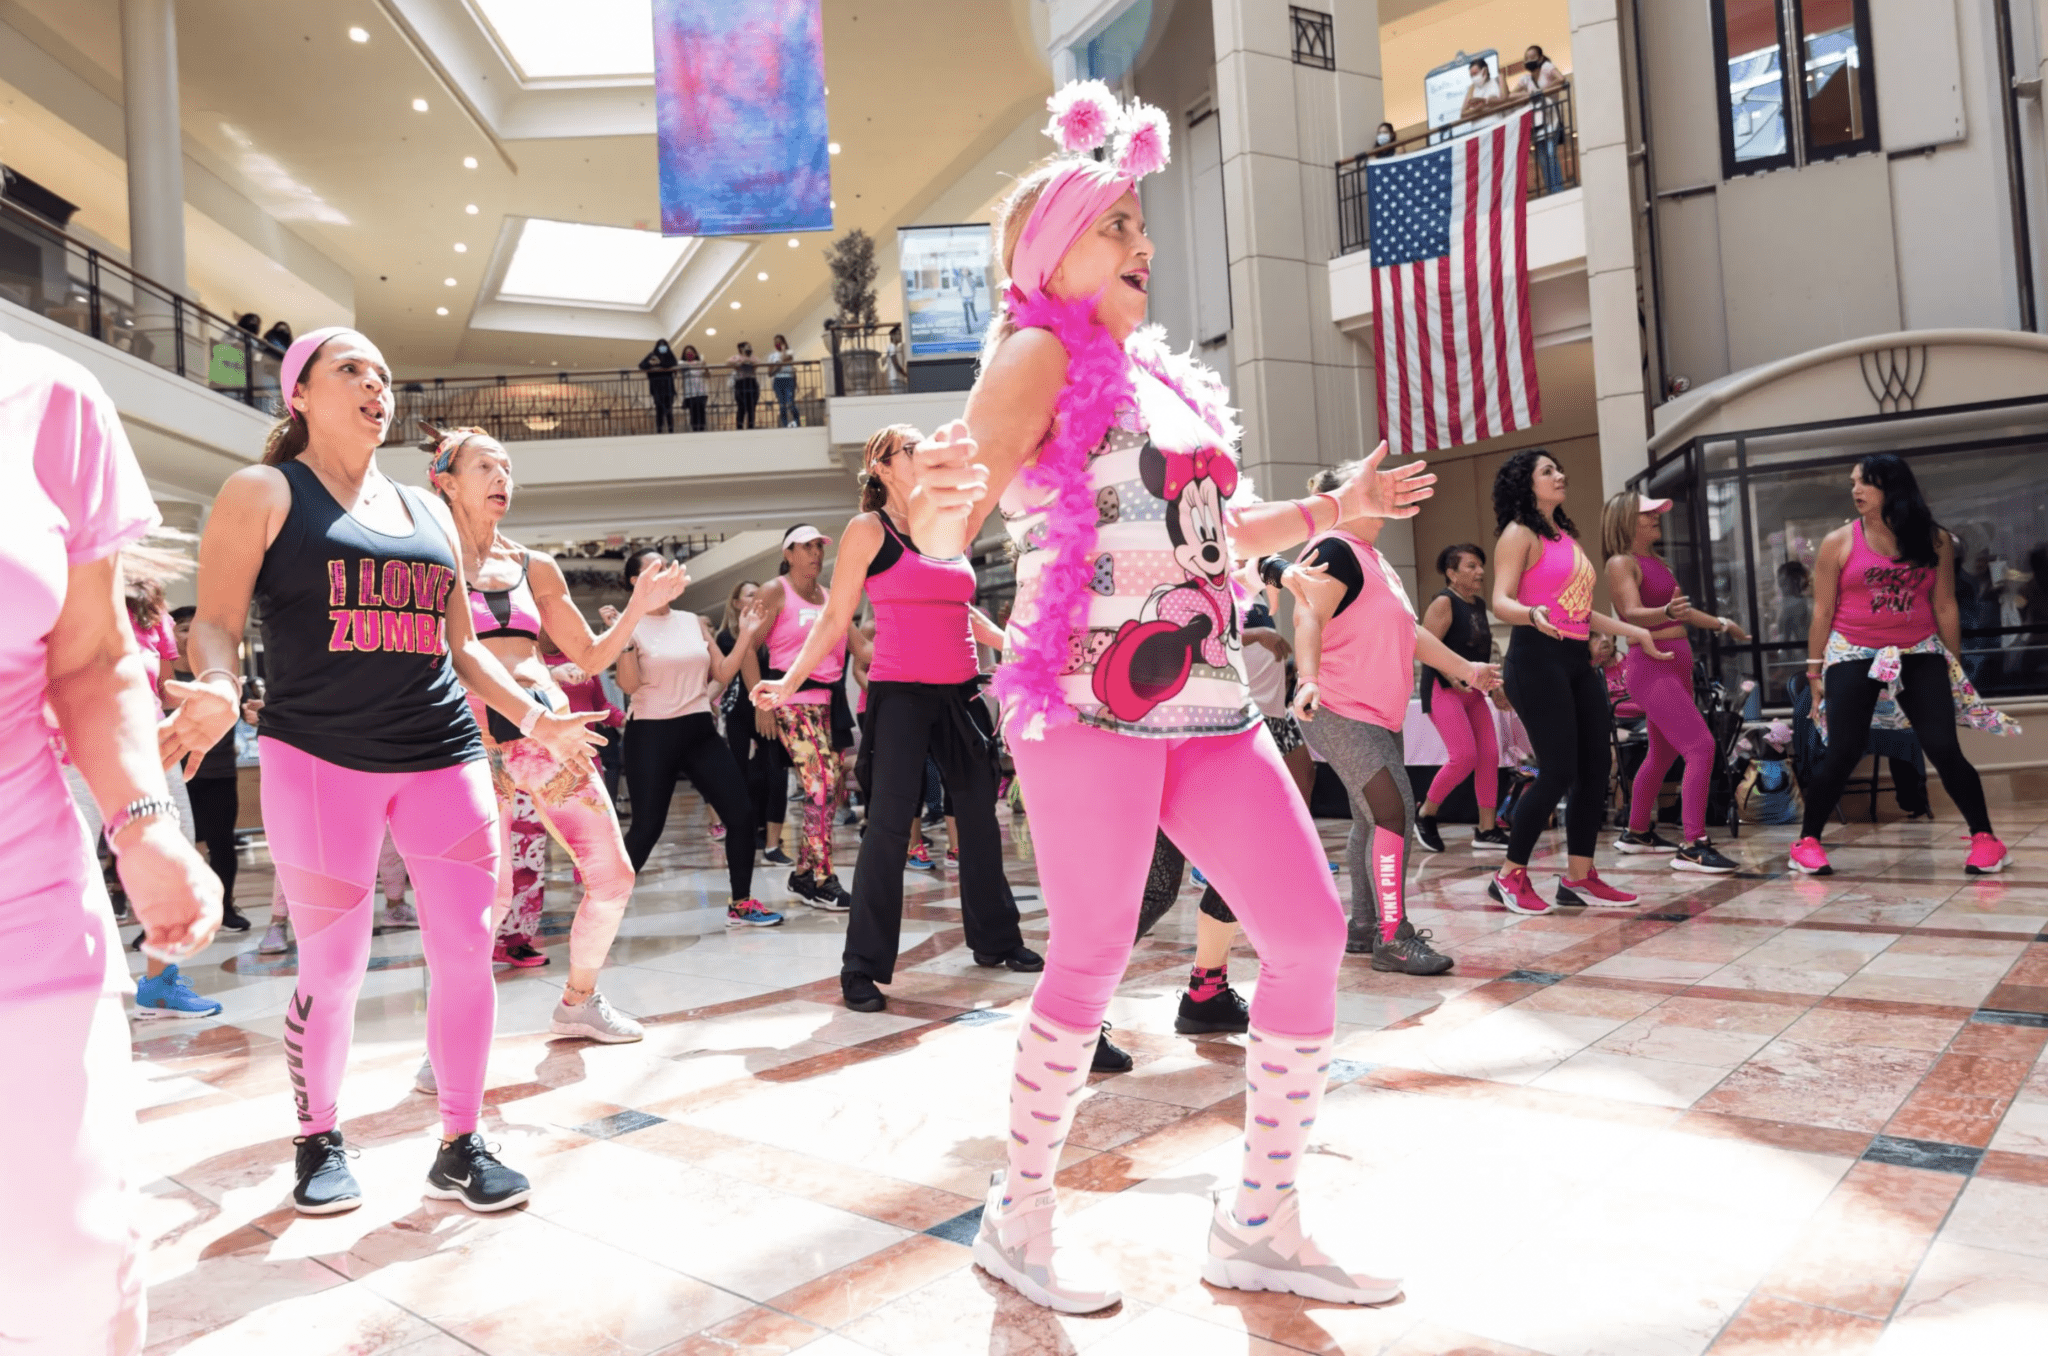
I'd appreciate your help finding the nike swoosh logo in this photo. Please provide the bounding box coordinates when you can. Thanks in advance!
[446,1173,471,1187]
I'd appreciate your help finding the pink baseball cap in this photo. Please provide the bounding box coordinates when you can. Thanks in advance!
[1638,494,1674,513]
[278,325,369,413]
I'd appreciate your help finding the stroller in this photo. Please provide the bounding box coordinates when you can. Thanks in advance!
[1608,660,1750,837]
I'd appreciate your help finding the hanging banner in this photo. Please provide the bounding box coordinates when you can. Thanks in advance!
[897,224,994,360]
[653,0,832,237]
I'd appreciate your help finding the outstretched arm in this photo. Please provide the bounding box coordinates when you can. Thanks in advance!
[533,550,687,674]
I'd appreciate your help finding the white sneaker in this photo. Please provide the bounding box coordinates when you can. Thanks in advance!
[258,918,293,955]
[382,900,418,927]
[549,991,645,1044]
[414,1057,437,1096]
[971,1171,1120,1314]
[1201,1191,1402,1305]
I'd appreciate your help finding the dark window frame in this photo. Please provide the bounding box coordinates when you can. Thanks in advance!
[1710,0,1881,181]
[1290,6,1335,71]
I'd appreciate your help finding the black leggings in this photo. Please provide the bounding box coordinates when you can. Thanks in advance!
[1135,831,1237,941]
[1801,653,1990,838]
[1502,626,1610,864]
[623,712,756,898]
[844,682,1021,982]
[187,774,239,902]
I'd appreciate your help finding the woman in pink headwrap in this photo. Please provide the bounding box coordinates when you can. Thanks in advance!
[907,82,1434,1313]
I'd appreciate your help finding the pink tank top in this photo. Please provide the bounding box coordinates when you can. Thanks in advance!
[1519,532,1595,640]
[866,516,979,685]
[1835,520,1936,648]
[1307,530,1417,730]
[767,575,843,707]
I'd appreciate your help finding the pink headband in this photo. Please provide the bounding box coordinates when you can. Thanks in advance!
[1006,82,1170,303]
[279,325,367,415]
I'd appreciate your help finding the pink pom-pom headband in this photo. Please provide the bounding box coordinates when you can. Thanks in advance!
[1009,84,1173,300]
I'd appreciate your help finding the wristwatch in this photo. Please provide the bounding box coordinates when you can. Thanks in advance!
[104,796,179,850]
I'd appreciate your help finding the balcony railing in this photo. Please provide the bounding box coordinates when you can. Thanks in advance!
[1335,80,1579,257]
[381,363,827,446]
[0,197,278,409]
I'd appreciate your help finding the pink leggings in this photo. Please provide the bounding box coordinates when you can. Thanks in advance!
[1424,685,1499,808]
[259,738,499,1137]
[487,736,634,971]
[1010,722,1346,1037]
[1624,638,1711,841]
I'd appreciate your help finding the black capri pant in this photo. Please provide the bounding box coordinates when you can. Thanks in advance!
[623,712,756,900]
[1502,626,1610,864]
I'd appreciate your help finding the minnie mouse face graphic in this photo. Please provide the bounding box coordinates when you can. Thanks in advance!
[1090,440,1243,724]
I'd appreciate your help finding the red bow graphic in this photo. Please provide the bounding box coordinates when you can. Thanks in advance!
[1158,446,1238,502]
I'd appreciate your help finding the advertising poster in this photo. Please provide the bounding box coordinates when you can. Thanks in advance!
[898,224,994,359]
[653,0,832,237]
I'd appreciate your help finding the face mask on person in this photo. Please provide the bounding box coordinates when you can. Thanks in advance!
[1376,129,1393,145]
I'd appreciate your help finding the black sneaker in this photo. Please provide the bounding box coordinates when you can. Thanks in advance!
[1414,816,1446,854]
[1673,838,1739,875]
[810,873,853,912]
[786,869,823,903]
[972,946,1045,972]
[219,902,251,932]
[291,1130,362,1215]
[1373,929,1455,975]
[841,971,886,1012]
[1470,826,1511,852]
[763,846,794,866]
[425,1132,531,1213]
[1091,1023,1133,1073]
[1175,983,1250,1034]
[1615,828,1679,854]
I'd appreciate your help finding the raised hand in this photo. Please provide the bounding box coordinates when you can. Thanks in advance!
[631,560,689,611]
[905,420,990,554]
[599,604,622,628]
[1330,441,1436,522]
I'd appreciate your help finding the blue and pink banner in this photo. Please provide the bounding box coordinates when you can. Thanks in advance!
[653,0,832,237]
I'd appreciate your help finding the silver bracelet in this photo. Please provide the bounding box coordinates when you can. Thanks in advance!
[104,795,178,850]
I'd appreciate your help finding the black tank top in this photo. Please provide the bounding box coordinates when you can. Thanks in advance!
[252,460,482,772]
[1421,588,1494,710]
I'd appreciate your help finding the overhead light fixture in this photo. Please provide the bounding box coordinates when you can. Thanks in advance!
[348,26,369,43]
[412,98,430,112]
[463,156,478,169]
[787,238,799,248]
[729,300,741,309]
[756,271,768,281]
[828,142,842,155]
[436,306,448,315]
[465,204,479,214]
[454,243,468,253]
[444,277,458,286]
[706,327,717,335]
[499,219,692,307]
[472,0,654,80]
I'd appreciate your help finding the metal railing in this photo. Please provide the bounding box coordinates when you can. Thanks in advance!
[824,320,906,397]
[1336,81,1579,257]
[0,197,279,409]
[381,361,827,446]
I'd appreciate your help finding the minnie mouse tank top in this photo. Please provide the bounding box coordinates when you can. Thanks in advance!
[999,366,1257,738]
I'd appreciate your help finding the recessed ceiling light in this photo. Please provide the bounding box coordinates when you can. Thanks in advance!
[444,277,457,286]
[756,271,768,281]
[828,142,841,155]
[436,306,448,315]
[463,156,478,169]
[472,0,654,80]
[729,300,741,309]
[706,326,717,335]
[465,204,479,214]
[454,243,468,253]
[348,26,369,43]
[412,97,429,112]
[830,200,836,208]
[787,238,799,248]
[499,219,691,307]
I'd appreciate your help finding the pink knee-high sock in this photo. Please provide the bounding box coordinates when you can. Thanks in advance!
[1002,1009,1098,1205]
[1236,1027,1333,1227]
[1371,826,1406,944]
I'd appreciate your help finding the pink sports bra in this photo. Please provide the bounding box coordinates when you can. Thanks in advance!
[1519,532,1594,640]
[469,552,542,641]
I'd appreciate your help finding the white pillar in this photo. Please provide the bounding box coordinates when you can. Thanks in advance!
[1570,0,1647,495]
[120,0,188,295]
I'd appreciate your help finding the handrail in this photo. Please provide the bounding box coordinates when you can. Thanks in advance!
[1335,80,1579,257]
[0,196,276,410]
[381,360,829,445]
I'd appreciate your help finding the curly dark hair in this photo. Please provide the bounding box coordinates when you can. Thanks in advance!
[1493,447,1575,540]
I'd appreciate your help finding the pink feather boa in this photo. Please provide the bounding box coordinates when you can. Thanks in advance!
[992,293,1240,738]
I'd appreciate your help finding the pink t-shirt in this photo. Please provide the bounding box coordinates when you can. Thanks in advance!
[1304,530,1417,730]
[2,335,159,779]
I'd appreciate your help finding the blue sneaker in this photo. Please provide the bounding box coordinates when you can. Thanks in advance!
[1190,866,1208,887]
[134,964,222,1020]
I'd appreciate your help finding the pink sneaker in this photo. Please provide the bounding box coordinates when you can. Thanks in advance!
[1488,866,1552,916]
[1788,837,1832,876]
[710,822,727,843]
[1557,870,1639,908]
[1965,833,2009,876]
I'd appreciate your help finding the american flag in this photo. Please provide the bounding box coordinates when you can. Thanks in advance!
[1366,109,1541,456]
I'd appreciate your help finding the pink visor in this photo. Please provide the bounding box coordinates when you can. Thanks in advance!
[1638,494,1673,514]
[279,325,368,412]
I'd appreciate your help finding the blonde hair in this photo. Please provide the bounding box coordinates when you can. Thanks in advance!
[1601,489,1645,562]
[1307,460,1365,496]
[720,579,760,635]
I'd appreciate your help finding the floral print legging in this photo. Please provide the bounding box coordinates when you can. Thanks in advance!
[775,702,840,878]
[495,789,547,949]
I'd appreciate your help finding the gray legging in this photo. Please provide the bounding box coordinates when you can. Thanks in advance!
[1297,708,1412,948]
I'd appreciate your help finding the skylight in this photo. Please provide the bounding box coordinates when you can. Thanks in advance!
[473,0,653,80]
[499,219,690,308]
